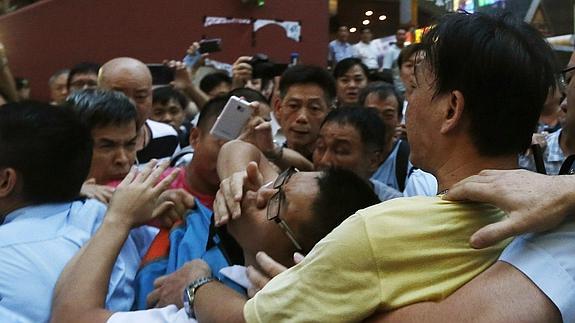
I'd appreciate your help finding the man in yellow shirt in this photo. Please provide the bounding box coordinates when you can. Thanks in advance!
[185,11,558,322]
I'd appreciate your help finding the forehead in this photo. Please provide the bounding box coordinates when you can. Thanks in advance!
[342,65,366,77]
[283,171,320,216]
[153,98,183,108]
[283,84,327,102]
[91,122,137,140]
[365,92,398,107]
[101,68,152,90]
[320,122,362,142]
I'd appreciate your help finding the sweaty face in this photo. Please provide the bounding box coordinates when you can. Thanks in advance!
[69,73,98,93]
[49,73,69,105]
[336,65,368,105]
[227,171,319,267]
[99,69,152,129]
[364,93,399,133]
[277,84,331,156]
[151,98,185,129]
[313,122,376,180]
[406,60,447,172]
[89,122,138,184]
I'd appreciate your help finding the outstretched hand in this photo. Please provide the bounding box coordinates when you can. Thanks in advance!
[444,169,574,248]
[107,160,180,229]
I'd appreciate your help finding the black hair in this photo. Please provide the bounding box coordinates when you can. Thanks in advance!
[196,95,229,132]
[299,168,380,253]
[199,72,232,95]
[14,77,29,90]
[66,89,137,131]
[359,27,371,34]
[229,87,269,104]
[279,65,336,104]
[67,62,100,89]
[48,69,69,85]
[153,86,189,110]
[333,57,369,79]
[397,43,424,68]
[421,12,557,156]
[321,106,388,152]
[359,81,404,119]
[0,101,92,204]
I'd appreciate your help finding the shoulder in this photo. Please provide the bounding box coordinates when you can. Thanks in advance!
[146,119,178,138]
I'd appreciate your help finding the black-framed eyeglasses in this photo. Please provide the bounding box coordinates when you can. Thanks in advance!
[559,65,575,93]
[266,167,303,252]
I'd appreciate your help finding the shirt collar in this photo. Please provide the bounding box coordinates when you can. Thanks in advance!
[3,202,73,225]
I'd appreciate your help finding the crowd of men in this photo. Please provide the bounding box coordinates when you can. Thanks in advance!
[0,10,573,323]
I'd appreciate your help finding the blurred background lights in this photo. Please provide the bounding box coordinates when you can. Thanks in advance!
[362,19,370,25]
[349,27,357,32]
[365,10,373,16]
[379,15,387,21]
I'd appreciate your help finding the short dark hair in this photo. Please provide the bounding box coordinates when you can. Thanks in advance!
[49,69,69,85]
[321,106,388,152]
[299,168,380,253]
[66,89,137,131]
[67,62,100,88]
[0,101,92,204]
[199,72,231,95]
[397,43,423,68]
[196,95,229,132]
[421,12,557,156]
[229,87,269,104]
[333,57,369,79]
[279,65,336,104]
[153,86,189,110]
[359,81,404,119]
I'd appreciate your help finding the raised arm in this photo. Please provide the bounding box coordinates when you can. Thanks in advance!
[51,162,179,323]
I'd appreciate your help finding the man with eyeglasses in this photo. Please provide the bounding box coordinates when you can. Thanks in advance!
[51,157,380,322]
[520,53,575,175]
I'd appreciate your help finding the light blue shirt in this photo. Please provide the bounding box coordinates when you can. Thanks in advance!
[371,140,403,190]
[0,199,157,323]
[499,220,575,323]
[328,40,355,64]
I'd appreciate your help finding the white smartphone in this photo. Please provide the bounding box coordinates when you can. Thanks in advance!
[210,96,252,141]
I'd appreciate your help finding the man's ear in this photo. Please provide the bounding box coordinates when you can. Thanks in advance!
[189,127,201,149]
[273,96,283,120]
[440,90,465,134]
[0,168,18,198]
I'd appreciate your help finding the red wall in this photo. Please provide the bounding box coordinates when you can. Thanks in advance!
[0,0,329,101]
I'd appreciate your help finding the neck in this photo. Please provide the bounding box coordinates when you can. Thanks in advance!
[185,164,219,197]
[0,199,30,223]
[432,144,517,193]
[539,113,559,126]
[560,129,575,156]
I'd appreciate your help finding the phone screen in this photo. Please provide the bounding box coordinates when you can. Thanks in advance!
[199,39,222,54]
[147,64,175,85]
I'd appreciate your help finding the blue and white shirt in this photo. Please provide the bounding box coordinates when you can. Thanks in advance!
[0,199,157,323]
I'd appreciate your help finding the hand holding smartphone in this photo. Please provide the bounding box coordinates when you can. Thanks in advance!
[210,96,252,141]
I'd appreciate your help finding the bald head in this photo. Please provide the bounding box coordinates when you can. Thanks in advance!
[98,57,152,128]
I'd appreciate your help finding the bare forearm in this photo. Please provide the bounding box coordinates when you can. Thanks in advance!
[217,140,266,179]
[51,215,130,323]
[267,147,314,172]
[183,83,209,109]
[194,281,246,323]
[370,262,561,323]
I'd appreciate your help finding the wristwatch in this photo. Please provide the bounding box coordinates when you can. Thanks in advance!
[183,276,216,318]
